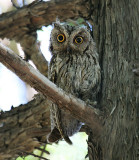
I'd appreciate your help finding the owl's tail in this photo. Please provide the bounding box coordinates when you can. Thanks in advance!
[62,133,72,145]
[47,127,72,145]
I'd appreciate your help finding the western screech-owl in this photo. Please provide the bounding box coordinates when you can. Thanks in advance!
[47,22,101,144]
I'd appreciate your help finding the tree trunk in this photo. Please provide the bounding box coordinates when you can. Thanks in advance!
[88,0,139,159]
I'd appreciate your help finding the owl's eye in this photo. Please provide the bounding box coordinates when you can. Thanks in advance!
[75,36,83,44]
[57,34,65,42]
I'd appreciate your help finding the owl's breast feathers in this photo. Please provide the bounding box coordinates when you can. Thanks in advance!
[50,53,101,99]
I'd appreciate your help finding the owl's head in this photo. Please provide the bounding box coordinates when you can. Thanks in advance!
[49,22,92,55]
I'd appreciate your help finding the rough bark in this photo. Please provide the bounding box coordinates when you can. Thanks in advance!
[0,95,50,160]
[88,0,139,160]
[0,0,90,39]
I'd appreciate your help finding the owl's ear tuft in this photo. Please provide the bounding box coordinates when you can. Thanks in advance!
[53,22,65,32]
[47,127,62,143]
[53,22,61,29]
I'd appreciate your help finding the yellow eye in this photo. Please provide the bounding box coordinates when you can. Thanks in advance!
[57,34,65,42]
[75,36,83,44]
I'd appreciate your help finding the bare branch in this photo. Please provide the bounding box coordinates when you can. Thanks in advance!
[20,33,48,77]
[0,43,102,135]
[35,146,50,155]
[21,151,49,160]
[0,0,90,40]
[0,95,50,160]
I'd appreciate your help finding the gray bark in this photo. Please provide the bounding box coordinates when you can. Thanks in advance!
[89,0,139,159]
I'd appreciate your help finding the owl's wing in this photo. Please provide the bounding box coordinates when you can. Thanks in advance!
[47,127,61,143]
[49,57,72,144]
[49,103,72,145]
[47,126,72,145]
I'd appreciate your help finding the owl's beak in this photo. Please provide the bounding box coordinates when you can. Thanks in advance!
[67,46,72,54]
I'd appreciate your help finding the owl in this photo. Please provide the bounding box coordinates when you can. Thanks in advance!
[47,22,101,144]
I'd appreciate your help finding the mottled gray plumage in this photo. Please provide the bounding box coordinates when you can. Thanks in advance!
[47,22,101,144]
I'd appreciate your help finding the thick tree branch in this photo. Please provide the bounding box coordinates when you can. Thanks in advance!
[0,95,50,160]
[0,0,90,40]
[0,0,91,77]
[0,43,102,135]
[20,33,49,77]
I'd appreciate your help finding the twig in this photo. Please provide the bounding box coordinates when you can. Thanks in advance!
[35,146,50,155]
[23,151,49,160]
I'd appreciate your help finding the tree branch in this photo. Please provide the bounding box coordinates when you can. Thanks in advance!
[0,0,90,40]
[0,95,50,160]
[20,33,49,77]
[0,0,91,77]
[0,43,102,135]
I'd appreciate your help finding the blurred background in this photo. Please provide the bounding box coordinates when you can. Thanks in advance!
[0,1,88,159]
